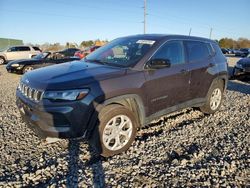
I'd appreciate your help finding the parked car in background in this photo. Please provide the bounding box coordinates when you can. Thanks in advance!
[233,54,250,77]
[6,52,80,74]
[74,46,101,59]
[221,48,229,54]
[239,48,250,57]
[0,45,41,65]
[234,49,245,57]
[16,34,228,157]
[226,48,234,54]
[54,48,80,59]
[74,50,86,59]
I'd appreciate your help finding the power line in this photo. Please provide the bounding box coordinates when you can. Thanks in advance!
[0,9,139,24]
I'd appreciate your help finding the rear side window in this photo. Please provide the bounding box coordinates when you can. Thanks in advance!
[16,46,31,51]
[186,41,210,62]
[153,40,185,65]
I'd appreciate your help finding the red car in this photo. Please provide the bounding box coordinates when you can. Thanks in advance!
[74,46,101,59]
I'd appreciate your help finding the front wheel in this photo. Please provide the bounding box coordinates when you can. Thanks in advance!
[22,66,34,74]
[200,80,224,114]
[95,105,138,157]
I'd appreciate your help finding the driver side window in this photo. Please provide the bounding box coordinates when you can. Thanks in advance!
[153,40,185,65]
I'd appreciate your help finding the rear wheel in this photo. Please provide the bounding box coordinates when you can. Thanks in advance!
[0,57,5,65]
[95,104,138,157]
[200,80,224,114]
[22,66,34,74]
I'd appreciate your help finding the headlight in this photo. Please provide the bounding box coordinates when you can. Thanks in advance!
[11,63,19,67]
[236,63,243,69]
[43,89,89,101]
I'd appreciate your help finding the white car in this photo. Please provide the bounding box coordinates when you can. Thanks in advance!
[0,45,41,65]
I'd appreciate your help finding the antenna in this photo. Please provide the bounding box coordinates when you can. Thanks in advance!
[143,0,147,34]
[189,28,192,36]
[209,28,213,39]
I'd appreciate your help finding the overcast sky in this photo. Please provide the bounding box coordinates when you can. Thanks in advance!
[0,0,249,44]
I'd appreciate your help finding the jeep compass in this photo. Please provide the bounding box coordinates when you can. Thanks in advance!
[16,34,228,157]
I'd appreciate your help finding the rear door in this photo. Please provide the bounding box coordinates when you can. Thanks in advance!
[143,40,191,116]
[19,46,32,59]
[184,40,215,99]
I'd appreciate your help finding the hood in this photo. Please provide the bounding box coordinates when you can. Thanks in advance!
[7,58,40,66]
[237,58,250,66]
[21,61,126,90]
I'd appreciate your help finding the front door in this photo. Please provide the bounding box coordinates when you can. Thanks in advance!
[143,40,190,116]
[5,47,21,60]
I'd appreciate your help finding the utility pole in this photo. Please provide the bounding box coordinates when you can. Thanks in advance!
[143,0,147,34]
[209,28,213,39]
[189,28,192,36]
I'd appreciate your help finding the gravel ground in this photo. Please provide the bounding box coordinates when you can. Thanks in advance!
[0,58,249,187]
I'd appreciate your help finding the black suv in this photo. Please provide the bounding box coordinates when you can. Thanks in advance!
[16,35,228,157]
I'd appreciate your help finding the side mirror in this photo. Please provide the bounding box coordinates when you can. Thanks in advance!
[147,59,171,69]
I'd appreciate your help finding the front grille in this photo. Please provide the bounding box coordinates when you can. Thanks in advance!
[18,82,44,102]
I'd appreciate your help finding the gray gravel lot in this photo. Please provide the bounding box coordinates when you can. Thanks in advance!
[0,57,249,187]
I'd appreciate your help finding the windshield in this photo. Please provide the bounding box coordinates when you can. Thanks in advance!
[33,52,49,59]
[85,37,156,67]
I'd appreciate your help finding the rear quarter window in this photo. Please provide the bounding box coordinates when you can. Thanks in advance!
[185,41,210,62]
[211,43,227,63]
[33,47,41,51]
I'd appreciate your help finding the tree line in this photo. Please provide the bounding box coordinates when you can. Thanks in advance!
[36,39,108,51]
[218,38,250,49]
[28,38,250,52]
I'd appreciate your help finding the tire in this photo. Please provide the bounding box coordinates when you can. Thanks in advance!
[200,80,224,114]
[0,57,5,65]
[22,66,34,74]
[95,104,138,157]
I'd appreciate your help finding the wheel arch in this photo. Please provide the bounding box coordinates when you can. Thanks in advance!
[0,55,6,63]
[211,74,228,92]
[95,94,146,128]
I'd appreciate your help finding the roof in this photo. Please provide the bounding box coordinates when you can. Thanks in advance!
[121,34,214,43]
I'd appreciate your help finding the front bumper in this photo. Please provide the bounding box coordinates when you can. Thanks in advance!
[16,89,95,138]
[6,65,23,73]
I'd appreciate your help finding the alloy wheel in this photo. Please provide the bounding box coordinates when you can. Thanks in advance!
[102,115,133,151]
[210,88,222,110]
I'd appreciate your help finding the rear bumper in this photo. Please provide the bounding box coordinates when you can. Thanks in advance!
[16,90,95,138]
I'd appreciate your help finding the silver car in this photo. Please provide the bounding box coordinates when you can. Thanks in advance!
[0,45,41,65]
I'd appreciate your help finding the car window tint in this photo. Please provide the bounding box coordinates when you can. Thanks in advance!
[8,47,17,52]
[206,43,214,56]
[33,47,41,51]
[186,41,210,62]
[153,40,185,65]
[16,46,31,51]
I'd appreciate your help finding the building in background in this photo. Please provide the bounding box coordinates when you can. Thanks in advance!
[0,38,23,50]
